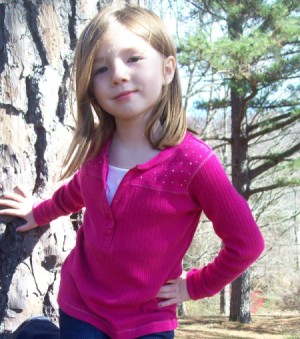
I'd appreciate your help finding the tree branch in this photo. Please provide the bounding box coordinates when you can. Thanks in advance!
[203,136,231,143]
[185,0,202,10]
[248,112,300,140]
[248,182,298,196]
[247,112,297,133]
[249,102,300,110]
[249,141,300,180]
[240,79,258,118]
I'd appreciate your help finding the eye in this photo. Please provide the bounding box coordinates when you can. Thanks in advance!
[128,56,142,63]
[93,66,108,76]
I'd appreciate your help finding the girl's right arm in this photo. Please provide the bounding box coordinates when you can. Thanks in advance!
[0,170,84,231]
[0,186,38,232]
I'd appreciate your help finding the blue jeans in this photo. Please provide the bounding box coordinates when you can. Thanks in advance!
[59,309,175,339]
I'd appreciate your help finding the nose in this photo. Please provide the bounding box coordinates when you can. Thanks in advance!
[111,59,129,85]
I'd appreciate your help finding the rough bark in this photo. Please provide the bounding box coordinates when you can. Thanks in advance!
[220,283,230,316]
[229,271,251,323]
[228,10,252,323]
[0,1,145,335]
[0,0,112,335]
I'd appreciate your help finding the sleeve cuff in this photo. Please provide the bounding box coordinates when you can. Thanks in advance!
[187,268,220,300]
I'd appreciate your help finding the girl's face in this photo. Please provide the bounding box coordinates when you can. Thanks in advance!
[91,22,175,128]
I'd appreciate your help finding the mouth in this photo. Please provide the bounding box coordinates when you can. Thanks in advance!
[113,90,138,100]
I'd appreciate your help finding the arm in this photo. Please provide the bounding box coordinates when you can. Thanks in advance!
[0,170,84,231]
[186,153,265,300]
[32,170,84,226]
[157,152,264,306]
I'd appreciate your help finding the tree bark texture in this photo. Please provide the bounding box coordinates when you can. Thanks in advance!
[0,0,139,335]
[220,284,230,316]
[229,271,251,323]
[228,9,252,323]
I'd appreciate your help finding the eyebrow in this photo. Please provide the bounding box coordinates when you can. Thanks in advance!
[93,47,145,63]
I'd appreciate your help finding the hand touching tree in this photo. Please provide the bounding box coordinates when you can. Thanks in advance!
[0,186,38,232]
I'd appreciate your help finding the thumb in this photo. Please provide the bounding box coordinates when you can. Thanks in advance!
[16,222,38,233]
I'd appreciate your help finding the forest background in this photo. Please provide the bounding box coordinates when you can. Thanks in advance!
[0,0,299,337]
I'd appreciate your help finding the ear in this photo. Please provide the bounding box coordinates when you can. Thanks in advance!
[163,56,176,85]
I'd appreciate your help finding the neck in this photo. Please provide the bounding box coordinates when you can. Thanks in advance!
[109,124,160,169]
[113,124,149,149]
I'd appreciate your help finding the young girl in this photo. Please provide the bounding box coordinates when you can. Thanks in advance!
[0,4,264,339]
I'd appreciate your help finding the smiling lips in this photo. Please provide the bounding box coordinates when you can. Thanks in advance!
[113,90,138,100]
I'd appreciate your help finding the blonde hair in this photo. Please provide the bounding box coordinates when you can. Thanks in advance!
[61,4,186,179]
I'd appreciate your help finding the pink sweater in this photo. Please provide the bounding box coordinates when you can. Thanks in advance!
[33,132,264,338]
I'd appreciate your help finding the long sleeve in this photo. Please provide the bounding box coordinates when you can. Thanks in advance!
[186,153,264,300]
[33,170,84,226]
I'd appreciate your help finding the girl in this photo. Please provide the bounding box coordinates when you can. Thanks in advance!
[0,4,264,339]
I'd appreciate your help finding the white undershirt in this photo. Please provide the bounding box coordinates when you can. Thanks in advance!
[106,164,128,204]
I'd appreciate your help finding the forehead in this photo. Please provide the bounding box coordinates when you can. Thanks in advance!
[95,23,152,57]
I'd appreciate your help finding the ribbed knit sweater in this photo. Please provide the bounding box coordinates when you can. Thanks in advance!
[33,132,264,338]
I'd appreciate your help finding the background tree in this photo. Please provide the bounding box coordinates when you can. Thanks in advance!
[172,0,300,323]
[0,0,144,336]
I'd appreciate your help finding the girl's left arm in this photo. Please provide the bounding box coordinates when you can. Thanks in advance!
[185,152,265,300]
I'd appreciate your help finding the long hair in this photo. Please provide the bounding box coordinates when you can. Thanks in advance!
[61,4,186,179]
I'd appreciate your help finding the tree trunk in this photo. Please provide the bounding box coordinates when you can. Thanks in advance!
[229,75,252,324]
[220,285,230,316]
[229,271,251,322]
[0,1,145,334]
[0,0,122,335]
[177,302,188,317]
[228,7,252,323]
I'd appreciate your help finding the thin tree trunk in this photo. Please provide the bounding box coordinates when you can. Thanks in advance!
[229,271,251,322]
[177,302,188,317]
[220,285,230,316]
[229,77,252,323]
[228,7,252,323]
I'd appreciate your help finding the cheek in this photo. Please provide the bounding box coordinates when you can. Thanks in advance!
[91,80,106,99]
[141,67,164,88]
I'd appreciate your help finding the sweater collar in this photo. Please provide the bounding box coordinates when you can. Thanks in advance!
[94,131,190,171]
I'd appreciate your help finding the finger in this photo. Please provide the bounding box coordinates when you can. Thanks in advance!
[0,198,22,209]
[0,207,24,217]
[158,298,177,308]
[16,223,36,232]
[14,185,29,199]
[158,284,176,293]
[156,291,176,299]
[2,192,25,203]
[157,284,178,297]
[165,280,176,284]
[16,224,29,232]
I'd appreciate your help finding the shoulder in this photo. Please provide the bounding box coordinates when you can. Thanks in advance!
[176,132,229,187]
[80,141,110,175]
[173,131,214,165]
[153,132,217,189]
[184,131,212,150]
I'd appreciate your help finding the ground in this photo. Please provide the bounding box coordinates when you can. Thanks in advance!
[176,314,300,339]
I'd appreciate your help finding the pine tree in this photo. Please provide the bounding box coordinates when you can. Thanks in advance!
[176,0,300,322]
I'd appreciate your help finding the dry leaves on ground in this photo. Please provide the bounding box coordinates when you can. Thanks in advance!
[176,314,300,339]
